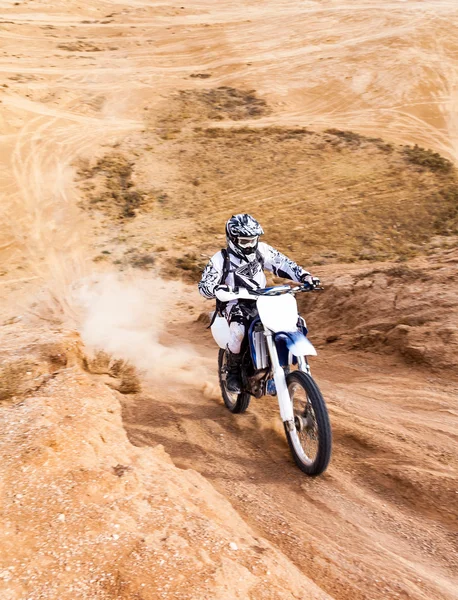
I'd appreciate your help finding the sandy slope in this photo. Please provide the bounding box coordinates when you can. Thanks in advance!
[0,1,457,599]
[122,308,458,600]
[0,327,331,600]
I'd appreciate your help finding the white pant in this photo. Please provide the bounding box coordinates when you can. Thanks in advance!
[228,322,245,354]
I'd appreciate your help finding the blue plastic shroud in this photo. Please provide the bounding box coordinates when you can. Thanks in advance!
[248,317,261,367]
[249,317,308,368]
[266,379,277,395]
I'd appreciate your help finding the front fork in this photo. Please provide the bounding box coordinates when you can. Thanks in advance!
[297,355,311,375]
[265,332,295,426]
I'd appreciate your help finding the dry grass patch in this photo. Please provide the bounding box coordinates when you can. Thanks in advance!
[129,253,155,270]
[154,87,270,139]
[173,253,208,282]
[186,86,269,121]
[84,350,141,394]
[77,153,155,220]
[166,125,458,265]
[57,41,102,52]
[325,128,393,153]
[402,145,453,173]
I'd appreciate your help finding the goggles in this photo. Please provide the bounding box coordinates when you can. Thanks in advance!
[237,236,258,249]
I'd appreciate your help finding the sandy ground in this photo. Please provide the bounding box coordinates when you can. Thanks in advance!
[121,279,458,600]
[0,1,457,599]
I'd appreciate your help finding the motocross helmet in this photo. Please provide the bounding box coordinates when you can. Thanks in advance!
[226,213,264,260]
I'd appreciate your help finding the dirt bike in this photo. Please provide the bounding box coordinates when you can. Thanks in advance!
[212,283,332,476]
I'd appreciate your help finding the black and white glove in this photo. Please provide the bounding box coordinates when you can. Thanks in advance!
[300,274,321,289]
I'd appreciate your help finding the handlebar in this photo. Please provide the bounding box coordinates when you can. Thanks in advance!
[215,283,323,303]
[259,283,324,296]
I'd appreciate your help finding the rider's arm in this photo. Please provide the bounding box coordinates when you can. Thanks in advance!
[258,242,311,282]
[198,252,224,299]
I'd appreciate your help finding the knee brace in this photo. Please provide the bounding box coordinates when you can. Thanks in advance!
[228,322,245,354]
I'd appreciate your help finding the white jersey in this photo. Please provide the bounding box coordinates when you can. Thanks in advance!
[198,242,309,299]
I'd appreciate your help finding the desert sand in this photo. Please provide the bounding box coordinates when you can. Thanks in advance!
[0,1,457,599]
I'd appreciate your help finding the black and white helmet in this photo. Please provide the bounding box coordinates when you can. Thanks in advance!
[226,213,264,260]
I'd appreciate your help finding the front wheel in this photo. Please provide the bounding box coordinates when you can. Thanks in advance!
[285,371,332,475]
[218,349,250,414]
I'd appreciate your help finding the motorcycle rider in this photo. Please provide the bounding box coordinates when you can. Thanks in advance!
[198,214,320,393]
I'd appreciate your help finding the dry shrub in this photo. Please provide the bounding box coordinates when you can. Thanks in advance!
[190,86,270,120]
[84,349,112,374]
[189,73,212,79]
[154,87,270,139]
[325,128,363,145]
[130,253,155,270]
[77,153,153,220]
[85,350,141,394]
[325,128,393,152]
[110,359,141,394]
[432,185,458,234]
[402,145,453,173]
[57,41,101,52]
[175,253,207,281]
[199,126,311,140]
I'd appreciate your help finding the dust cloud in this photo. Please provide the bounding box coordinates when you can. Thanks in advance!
[76,273,205,384]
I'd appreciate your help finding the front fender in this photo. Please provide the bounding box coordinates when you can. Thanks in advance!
[278,331,317,357]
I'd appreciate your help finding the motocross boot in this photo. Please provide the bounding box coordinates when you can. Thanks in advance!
[226,349,242,393]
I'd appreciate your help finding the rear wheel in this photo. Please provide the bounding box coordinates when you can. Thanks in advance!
[285,371,332,475]
[218,349,250,413]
